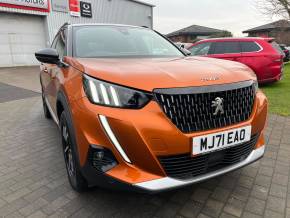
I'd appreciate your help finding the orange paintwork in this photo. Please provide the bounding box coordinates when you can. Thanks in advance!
[75,56,257,92]
[41,55,268,185]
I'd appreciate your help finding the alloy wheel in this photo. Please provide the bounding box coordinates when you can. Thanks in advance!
[62,124,75,178]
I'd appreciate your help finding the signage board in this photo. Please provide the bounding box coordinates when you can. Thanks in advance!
[80,1,92,18]
[0,0,49,12]
[52,0,68,13]
[69,0,80,17]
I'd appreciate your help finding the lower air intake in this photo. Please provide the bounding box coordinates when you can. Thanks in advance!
[158,134,259,180]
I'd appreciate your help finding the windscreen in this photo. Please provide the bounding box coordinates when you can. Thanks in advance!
[73,25,184,58]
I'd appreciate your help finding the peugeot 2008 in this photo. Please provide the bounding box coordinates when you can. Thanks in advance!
[35,24,268,193]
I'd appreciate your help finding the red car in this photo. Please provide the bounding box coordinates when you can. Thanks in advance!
[188,38,284,84]
[279,44,290,62]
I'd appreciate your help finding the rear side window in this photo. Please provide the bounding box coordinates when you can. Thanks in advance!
[189,42,212,56]
[241,42,261,52]
[212,42,241,54]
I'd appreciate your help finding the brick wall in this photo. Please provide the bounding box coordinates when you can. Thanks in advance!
[168,35,189,43]
[248,30,290,45]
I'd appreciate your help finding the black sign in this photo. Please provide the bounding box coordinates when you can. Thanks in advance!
[80,1,92,18]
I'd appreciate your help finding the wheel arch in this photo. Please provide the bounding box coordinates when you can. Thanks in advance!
[56,90,70,120]
[56,90,82,165]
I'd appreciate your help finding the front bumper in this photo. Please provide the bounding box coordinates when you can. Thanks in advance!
[71,89,268,192]
[134,145,265,192]
[259,72,283,84]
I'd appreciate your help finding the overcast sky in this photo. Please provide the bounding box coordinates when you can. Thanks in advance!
[144,0,277,36]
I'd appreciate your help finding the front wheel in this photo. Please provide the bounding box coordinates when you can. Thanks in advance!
[60,111,88,192]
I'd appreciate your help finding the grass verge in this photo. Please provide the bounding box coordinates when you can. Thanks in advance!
[261,62,290,116]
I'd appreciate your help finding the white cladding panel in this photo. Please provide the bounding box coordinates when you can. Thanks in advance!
[0,13,46,67]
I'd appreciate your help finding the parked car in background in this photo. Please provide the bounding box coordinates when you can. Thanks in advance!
[35,24,267,193]
[279,44,289,62]
[188,37,284,84]
[175,42,193,49]
[174,42,192,56]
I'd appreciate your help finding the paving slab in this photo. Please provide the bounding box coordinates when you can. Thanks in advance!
[0,67,41,93]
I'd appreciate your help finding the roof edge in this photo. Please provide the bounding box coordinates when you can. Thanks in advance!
[166,24,225,37]
[242,19,290,33]
[167,30,225,37]
[243,26,290,33]
[129,0,155,7]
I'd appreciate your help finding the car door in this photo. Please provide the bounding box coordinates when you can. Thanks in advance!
[40,34,59,114]
[208,41,242,62]
[49,28,67,114]
[239,41,264,69]
[41,29,67,115]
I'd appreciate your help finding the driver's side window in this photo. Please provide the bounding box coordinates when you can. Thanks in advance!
[55,31,65,59]
[51,34,59,49]
[50,30,66,60]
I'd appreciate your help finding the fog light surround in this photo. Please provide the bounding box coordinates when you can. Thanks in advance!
[88,145,118,174]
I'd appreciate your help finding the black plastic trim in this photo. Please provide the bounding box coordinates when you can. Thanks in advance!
[153,80,254,95]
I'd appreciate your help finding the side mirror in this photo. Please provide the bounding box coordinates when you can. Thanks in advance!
[181,47,191,56]
[35,48,60,64]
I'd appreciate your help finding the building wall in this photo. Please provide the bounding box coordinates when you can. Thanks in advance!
[0,0,154,45]
[248,30,290,46]
[168,34,210,43]
[46,0,153,44]
[0,0,153,66]
[168,35,186,42]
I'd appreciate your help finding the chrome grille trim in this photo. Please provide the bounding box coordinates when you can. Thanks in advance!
[154,81,255,133]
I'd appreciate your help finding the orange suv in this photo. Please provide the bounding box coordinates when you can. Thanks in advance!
[35,23,268,193]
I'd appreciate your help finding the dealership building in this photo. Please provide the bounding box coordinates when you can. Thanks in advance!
[0,0,154,67]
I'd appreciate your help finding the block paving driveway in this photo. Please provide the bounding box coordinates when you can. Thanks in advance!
[0,67,290,218]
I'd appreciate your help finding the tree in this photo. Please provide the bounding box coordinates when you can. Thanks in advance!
[256,0,290,20]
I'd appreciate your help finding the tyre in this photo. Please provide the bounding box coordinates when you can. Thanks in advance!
[59,111,88,192]
[42,93,52,119]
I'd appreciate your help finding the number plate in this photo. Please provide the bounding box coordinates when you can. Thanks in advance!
[192,126,252,155]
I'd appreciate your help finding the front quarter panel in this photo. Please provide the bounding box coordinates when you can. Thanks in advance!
[60,57,85,103]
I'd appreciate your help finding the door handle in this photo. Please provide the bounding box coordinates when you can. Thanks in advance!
[43,68,48,73]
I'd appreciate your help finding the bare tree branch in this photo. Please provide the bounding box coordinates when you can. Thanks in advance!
[256,0,290,20]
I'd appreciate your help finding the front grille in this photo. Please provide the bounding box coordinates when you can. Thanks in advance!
[158,134,259,180]
[154,81,255,133]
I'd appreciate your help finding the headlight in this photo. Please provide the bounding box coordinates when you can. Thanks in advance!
[83,74,152,109]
